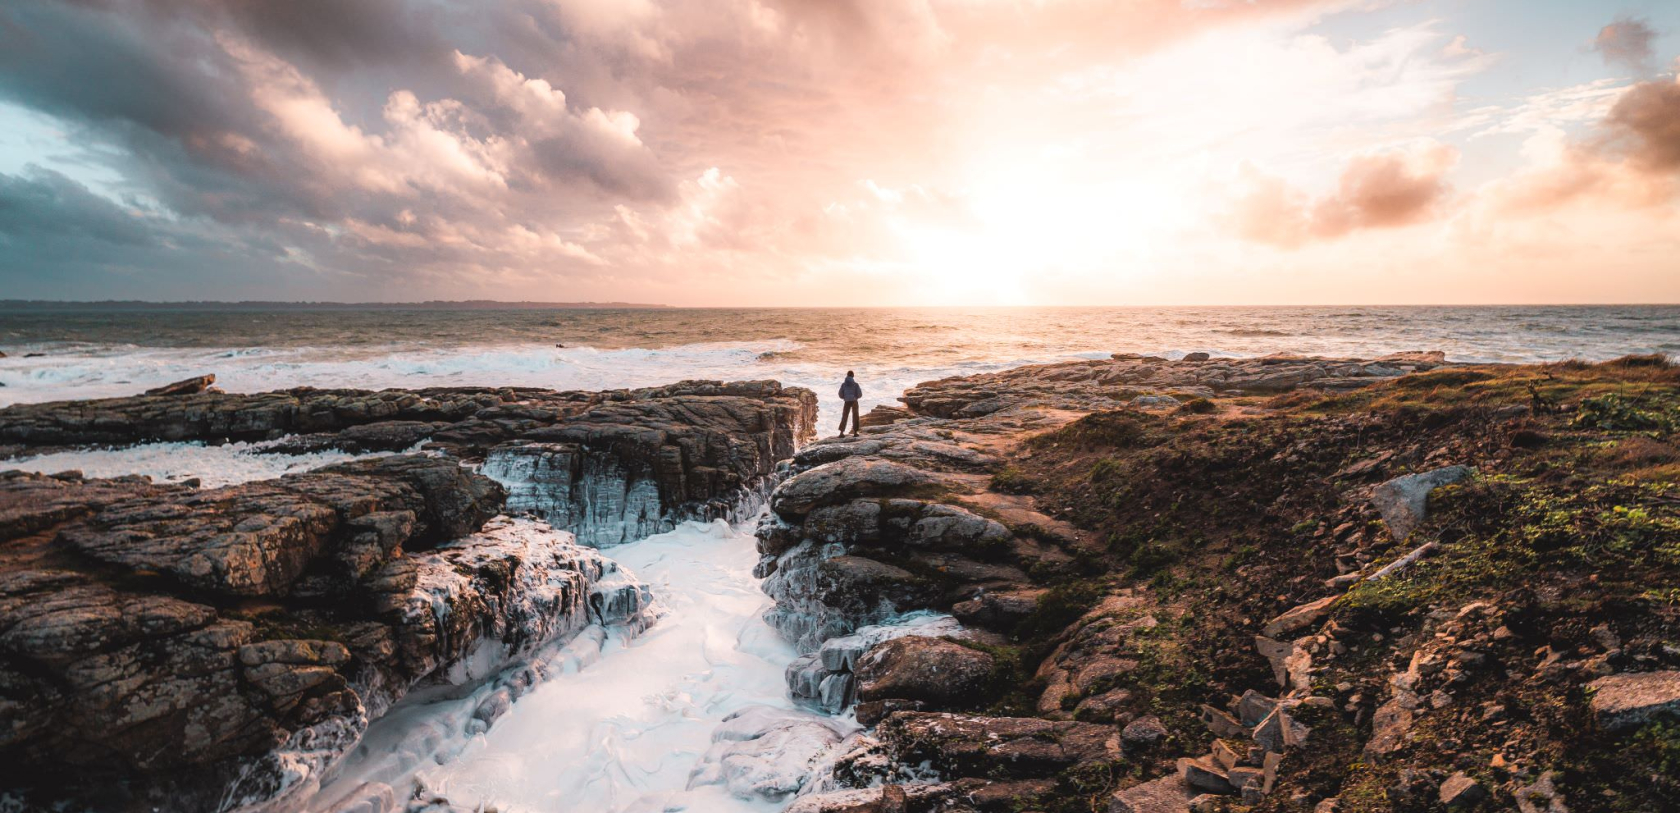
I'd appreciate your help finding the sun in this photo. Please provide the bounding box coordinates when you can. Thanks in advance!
[892,156,1191,305]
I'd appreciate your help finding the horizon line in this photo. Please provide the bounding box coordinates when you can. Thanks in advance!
[2,299,1679,310]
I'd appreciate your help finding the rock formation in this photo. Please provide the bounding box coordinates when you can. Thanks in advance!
[755,352,1680,813]
[0,379,815,811]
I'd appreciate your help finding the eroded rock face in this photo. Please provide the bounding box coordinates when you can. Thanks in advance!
[472,382,814,546]
[0,387,499,448]
[0,461,645,812]
[0,380,816,466]
[785,615,966,715]
[757,490,1021,651]
[58,455,501,598]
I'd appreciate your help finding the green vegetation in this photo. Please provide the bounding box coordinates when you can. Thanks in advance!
[1572,392,1678,432]
[1176,397,1217,415]
[989,465,1040,494]
[1012,580,1105,647]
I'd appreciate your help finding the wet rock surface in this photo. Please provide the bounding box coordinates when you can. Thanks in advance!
[0,379,815,811]
[842,711,1121,781]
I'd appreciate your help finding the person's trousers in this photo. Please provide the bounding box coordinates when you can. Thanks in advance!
[839,400,860,435]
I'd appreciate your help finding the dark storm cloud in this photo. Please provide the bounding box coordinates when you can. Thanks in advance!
[0,2,348,223]
[0,166,318,299]
[0,167,156,246]
[0,3,238,139]
[219,0,454,69]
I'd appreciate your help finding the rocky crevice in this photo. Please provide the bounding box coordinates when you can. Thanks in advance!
[0,378,816,811]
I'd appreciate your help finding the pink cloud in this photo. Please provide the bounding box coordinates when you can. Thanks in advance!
[1231,142,1459,247]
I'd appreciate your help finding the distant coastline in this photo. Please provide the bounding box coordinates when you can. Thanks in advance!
[0,300,672,311]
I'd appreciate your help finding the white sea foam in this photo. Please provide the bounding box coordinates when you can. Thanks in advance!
[1,440,410,487]
[390,518,817,813]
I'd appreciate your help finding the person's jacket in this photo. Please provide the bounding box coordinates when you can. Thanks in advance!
[839,378,862,401]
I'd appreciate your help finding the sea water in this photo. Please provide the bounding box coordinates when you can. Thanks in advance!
[2,306,1676,419]
[2,440,418,487]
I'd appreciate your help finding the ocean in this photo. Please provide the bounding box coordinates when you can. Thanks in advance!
[2,305,1677,418]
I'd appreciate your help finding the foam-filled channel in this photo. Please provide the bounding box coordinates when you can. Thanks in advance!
[412,517,808,813]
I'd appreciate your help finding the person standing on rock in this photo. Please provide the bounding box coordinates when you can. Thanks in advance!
[838,371,863,437]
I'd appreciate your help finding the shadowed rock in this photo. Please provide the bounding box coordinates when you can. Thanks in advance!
[859,712,1120,779]
[144,374,217,397]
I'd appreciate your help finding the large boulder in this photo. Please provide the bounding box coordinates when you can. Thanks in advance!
[1371,466,1473,542]
[855,636,996,708]
[771,458,937,520]
[865,712,1121,779]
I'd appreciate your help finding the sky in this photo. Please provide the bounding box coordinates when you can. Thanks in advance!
[0,0,1677,306]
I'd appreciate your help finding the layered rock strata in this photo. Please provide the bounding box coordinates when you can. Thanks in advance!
[2,380,817,548]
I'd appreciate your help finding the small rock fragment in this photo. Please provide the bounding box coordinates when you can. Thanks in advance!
[1587,671,1680,731]
[1438,772,1485,807]
[1122,715,1169,750]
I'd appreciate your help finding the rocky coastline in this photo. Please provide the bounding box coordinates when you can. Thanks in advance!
[3,349,1679,813]
[751,351,1680,813]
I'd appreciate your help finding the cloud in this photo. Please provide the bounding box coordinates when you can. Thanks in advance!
[0,0,1370,301]
[1592,17,1657,72]
[0,165,319,299]
[1605,76,1680,172]
[0,0,1669,305]
[218,0,454,69]
[1481,76,1680,215]
[1231,141,1460,247]
[0,166,158,247]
